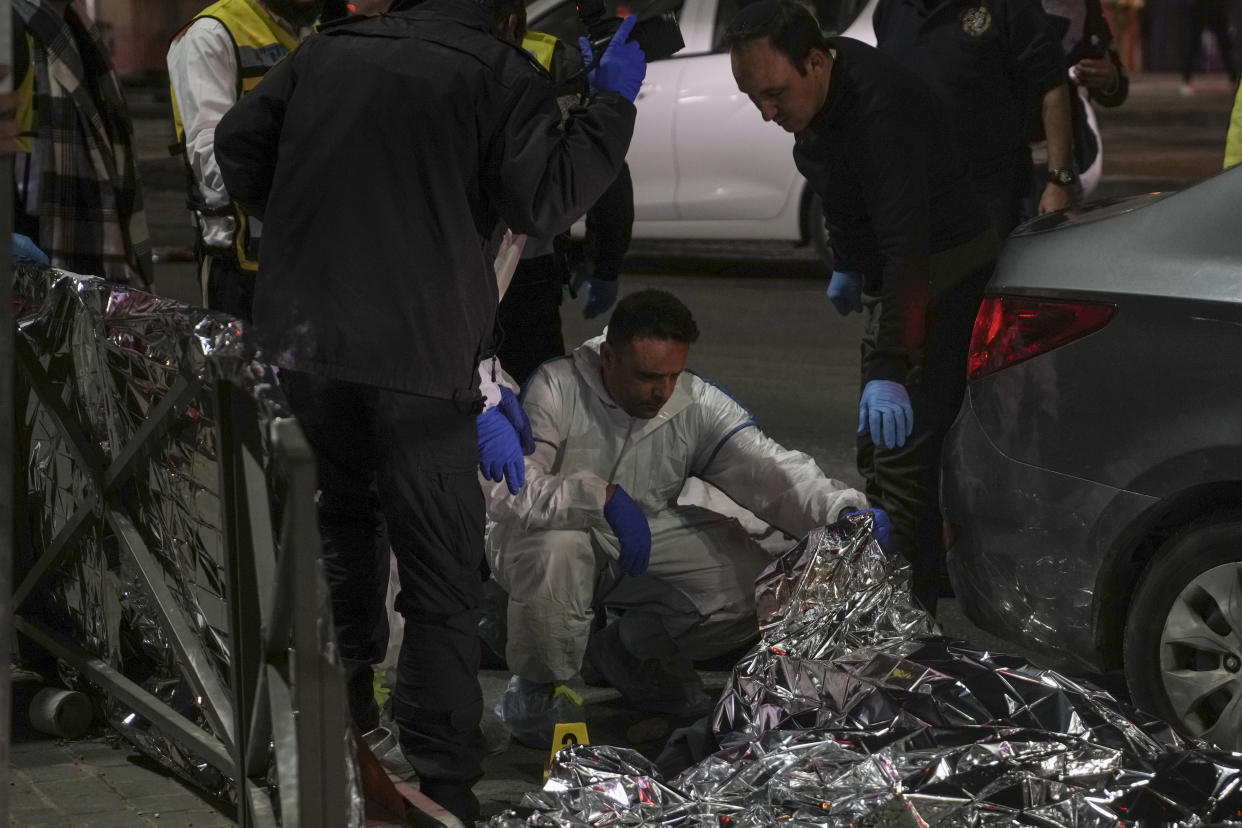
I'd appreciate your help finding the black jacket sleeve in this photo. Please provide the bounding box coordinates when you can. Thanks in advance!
[483,74,636,239]
[1004,0,1069,97]
[215,48,300,220]
[851,102,932,383]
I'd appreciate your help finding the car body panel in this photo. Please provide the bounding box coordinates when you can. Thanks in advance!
[998,168,1242,303]
[943,167,1242,674]
[943,397,1159,669]
[673,54,801,222]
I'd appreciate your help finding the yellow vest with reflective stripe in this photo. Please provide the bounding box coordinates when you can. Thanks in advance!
[170,0,300,272]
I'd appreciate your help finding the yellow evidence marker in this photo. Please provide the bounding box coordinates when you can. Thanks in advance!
[544,721,590,780]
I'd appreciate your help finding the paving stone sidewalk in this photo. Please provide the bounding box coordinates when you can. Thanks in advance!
[10,736,235,827]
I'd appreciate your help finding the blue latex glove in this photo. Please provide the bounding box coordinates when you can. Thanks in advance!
[826,270,862,316]
[858,380,914,450]
[844,508,890,549]
[582,278,618,319]
[478,406,526,495]
[603,486,651,577]
[497,387,535,455]
[12,233,49,265]
[578,16,647,102]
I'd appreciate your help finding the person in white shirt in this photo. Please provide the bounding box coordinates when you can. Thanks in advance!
[166,0,319,320]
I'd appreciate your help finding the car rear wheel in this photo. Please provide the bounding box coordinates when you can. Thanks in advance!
[807,194,833,272]
[1124,521,1242,750]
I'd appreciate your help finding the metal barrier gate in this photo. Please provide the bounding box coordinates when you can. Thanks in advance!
[11,264,360,827]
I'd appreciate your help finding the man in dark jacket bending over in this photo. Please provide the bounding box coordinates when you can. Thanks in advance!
[214,0,647,820]
[727,0,996,616]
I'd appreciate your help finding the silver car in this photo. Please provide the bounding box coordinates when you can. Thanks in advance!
[941,164,1242,750]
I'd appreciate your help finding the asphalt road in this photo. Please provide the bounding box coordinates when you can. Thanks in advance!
[37,72,1235,822]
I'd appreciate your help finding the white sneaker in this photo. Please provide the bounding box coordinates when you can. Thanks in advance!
[1179,82,1195,97]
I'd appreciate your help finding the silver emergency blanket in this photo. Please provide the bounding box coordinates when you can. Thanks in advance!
[13,264,362,825]
[489,513,1242,826]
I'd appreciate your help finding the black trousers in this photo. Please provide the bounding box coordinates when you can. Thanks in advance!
[856,231,997,614]
[1183,0,1238,83]
[280,372,485,821]
[200,253,255,322]
[496,254,566,387]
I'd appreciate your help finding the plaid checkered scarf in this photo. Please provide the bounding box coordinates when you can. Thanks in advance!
[15,0,153,288]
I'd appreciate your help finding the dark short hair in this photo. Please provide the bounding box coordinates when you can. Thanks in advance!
[606,289,700,349]
[723,0,828,75]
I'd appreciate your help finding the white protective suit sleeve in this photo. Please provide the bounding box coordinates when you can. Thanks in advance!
[691,384,868,539]
[167,18,238,248]
[483,366,610,531]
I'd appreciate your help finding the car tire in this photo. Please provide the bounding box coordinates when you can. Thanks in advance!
[807,194,833,272]
[1123,519,1242,750]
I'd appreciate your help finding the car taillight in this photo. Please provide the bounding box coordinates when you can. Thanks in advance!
[967,295,1116,382]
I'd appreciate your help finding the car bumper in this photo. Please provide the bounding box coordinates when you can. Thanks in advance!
[941,394,1158,672]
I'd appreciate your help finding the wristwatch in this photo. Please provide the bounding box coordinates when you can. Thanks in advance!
[1048,167,1077,186]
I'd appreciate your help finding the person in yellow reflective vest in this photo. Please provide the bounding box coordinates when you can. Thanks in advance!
[167,0,320,320]
[1226,82,1242,170]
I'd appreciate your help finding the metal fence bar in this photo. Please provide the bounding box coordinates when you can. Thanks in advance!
[101,372,203,491]
[13,336,106,489]
[14,617,236,776]
[12,492,98,609]
[106,508,236,750]
[218,380,271,828]
[12,268,358,827]
[276,418,350,828]
[1,0,15,817]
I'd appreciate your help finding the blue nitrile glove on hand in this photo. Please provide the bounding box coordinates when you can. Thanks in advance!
[583,278,618,319]
[826,270,862,316]
[604,486,651,577]
[497,387,534,455]
[844,508,890,549]
[478,406,526,495]
[578,16,647,102]
[12,233,49,265]
[859,380,914,450]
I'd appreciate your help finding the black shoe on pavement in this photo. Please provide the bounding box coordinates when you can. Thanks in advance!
[581,623,713,718]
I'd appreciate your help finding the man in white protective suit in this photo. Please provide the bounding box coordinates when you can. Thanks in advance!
[484,289,885,747]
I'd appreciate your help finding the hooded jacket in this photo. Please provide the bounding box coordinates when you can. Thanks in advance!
[485,335,867,537]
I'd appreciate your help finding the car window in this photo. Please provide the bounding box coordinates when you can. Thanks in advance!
[711,0,869,52]
[532,0,687,57]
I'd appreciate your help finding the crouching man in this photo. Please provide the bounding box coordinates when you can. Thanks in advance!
[484,289,880,746]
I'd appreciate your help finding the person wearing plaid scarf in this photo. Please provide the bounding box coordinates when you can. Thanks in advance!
[12,0,154,289]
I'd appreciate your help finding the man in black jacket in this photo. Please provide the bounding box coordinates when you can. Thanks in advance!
[215,0,646,820]
[872,0,1073,237]
[726,0,996,614]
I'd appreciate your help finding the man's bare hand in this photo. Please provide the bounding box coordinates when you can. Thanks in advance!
[1072,56,1117,91]
[1038,182,1074,215]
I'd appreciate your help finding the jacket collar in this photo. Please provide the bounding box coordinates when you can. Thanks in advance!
[796,42,844,149]
[393,0,498,32]
[572,334,694,437]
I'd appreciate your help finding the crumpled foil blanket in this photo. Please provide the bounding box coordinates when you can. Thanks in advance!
[488,513,1241,826]
[14,264,361,825]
